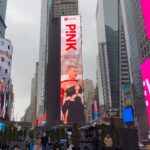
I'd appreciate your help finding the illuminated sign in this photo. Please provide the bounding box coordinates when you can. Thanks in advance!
[141,58,150,127]
[60,15,85,125]
[140,0,150,39]
[92,101,99,120]
[122,107,134,123]
[121,83,132,107]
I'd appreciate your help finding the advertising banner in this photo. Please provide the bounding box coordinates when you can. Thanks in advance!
[140,0,150,40]
[60,15,85,124]
[141,58,150,127]
[121,82,132,107]
[93,100,99,120]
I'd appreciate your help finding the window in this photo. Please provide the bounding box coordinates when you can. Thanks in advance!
[5,69,8,74]
[8,61,11,66]
[8,45,10,50]
[1,57,4,62]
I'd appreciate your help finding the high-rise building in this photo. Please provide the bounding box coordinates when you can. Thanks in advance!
[96,0,131,114]
[84,79,95,123]
[31,62,39,124]
[120,0,150,139]
[37,0,52,118]
[45,0,79,126]
[22,62,39,124]
[0,0,7,38]
[21,106,32,122]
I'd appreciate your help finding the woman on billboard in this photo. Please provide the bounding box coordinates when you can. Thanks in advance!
[61,65,85,124]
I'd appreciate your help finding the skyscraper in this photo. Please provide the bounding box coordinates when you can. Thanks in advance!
[0,0,7,38]
[31,62,39,124]
[84,79,95,123]
[45,0,79,125]
[96,0,131,114]
[37,0,52,119]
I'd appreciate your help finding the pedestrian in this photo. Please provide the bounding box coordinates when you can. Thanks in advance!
[104,134,113,150]
[92,134,99,150]
[29,139,34,150]
[41,132,48,150]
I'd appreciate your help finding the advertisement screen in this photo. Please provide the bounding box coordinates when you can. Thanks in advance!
[121,82,132,107]
[122,107,134,123]
[140,0,150,39]
[141,58,150,127]
[60,15,85,125]
[92,101,99,120]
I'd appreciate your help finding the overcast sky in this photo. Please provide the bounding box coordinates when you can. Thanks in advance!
[5,0,98,120]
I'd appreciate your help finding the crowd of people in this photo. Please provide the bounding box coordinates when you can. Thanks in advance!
[25,132,67,150]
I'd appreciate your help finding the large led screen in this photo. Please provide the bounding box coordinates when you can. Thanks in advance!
[122,107,134,123]
[60,15,85,125]
[140,0,150,40]
[141,58,150,127]
[121,82,132,107]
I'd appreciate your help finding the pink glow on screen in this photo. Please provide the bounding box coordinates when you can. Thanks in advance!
[141,59,150,127]
[140,0,150,40]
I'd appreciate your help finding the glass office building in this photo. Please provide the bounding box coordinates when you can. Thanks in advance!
[96,0,131,114]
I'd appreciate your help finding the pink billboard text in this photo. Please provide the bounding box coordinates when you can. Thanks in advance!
[141,58,150,127]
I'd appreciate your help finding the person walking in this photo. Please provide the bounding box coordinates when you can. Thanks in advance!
[41,132,48,150]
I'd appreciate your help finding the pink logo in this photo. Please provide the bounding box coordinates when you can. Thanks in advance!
[64,17,68,21]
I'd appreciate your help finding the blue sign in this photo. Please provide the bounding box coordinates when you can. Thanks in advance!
[122,107,134,123]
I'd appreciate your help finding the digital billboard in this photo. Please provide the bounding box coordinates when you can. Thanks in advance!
[92,100,99,120]
[141,58,150,127]
[121,82,132,107]
[60,15,85,125]
[122,107,134,123]
[140,0,150,40]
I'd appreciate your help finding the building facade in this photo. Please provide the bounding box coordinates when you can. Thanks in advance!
[37,0,52,118]
[84,79,95,123]
[0,0,7,38]
[31,62,39,124]
[0,38,13,120]
[96,0,131,115]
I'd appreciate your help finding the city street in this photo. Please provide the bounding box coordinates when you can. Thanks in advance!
[1,0,150,149]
